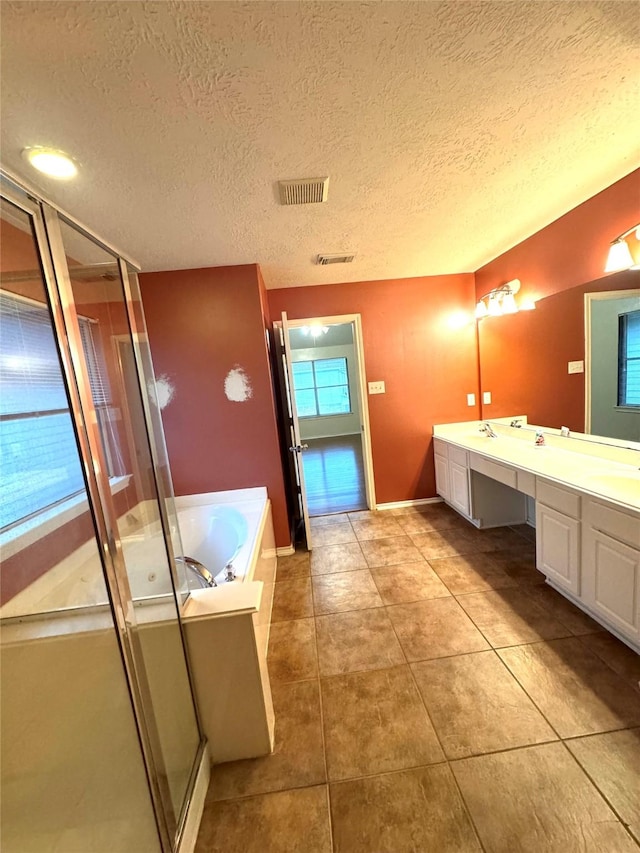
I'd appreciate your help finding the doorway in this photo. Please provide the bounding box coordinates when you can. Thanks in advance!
[275,313,376,547]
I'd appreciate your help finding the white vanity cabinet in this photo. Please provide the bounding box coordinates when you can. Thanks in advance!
[535,480,581,596]
[433,440,473,520]
[433,439,451,503]
[582,498,640,643]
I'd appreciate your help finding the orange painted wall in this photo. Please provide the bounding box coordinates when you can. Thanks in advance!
[139,264,290,547]
[475,169,640,427]
[267,274,479,504]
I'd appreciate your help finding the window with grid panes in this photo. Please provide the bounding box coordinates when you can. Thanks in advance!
[291,357,351,417]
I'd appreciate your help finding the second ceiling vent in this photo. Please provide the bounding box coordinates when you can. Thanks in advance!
[278,177,329,205]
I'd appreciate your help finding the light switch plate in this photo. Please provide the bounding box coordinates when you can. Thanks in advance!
[368,381,385,395]
[568,360,584,374]
[467,393,476,406]
[482,391,492,404]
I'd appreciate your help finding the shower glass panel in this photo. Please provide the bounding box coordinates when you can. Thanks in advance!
[52,216,201,827]
[0,197,161,851]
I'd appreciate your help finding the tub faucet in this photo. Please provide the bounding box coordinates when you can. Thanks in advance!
[224,562,236,582]
[479,422,498,438]
[176,556,217,588]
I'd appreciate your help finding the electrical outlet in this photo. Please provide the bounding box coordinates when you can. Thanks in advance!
[368,381,385,395]
[568,360,584,374]
[467,393,476,406]
[483,391,492,404]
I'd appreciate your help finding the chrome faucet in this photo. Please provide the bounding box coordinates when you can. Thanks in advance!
[510,419,523,428]
[176,555,217,588]
[479,422,498,438]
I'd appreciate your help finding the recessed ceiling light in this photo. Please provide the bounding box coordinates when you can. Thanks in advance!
[21,147,78,179]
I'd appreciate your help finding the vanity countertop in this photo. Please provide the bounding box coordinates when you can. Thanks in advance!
[433,420,640,513]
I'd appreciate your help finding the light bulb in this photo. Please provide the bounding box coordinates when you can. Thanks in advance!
[22,147,78,179]
[605,239,633,272]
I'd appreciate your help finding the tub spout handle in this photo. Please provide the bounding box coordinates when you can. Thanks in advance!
[177,555,217,588]
[224,562,236,582]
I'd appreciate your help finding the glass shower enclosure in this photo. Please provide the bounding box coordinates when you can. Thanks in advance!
[0,173,205,852]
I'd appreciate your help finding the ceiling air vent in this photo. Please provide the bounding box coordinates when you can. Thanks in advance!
[316,253,355,265]
[278,177,329,205]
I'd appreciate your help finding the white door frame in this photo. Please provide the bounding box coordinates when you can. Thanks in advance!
[282,313,377,511]
[584,288,640,433]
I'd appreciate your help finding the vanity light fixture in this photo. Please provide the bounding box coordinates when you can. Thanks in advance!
[21,146,78,179]
[475,279,531,319]
[604,224,640,272]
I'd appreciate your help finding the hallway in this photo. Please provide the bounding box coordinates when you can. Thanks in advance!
[303,435,367,516]
[195,504,640,852]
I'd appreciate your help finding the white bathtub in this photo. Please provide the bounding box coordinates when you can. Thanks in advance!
[1,487,274,621]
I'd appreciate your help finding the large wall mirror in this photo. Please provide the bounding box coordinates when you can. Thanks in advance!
[477,269,640,443]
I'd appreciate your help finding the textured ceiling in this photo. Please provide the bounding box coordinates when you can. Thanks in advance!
[1,1,639,289]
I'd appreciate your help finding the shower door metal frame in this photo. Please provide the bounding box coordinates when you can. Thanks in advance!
[0,171,204,852]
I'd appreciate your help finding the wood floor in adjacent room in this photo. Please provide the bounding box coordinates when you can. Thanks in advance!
[302,434,367,516]
[195,504,640,852]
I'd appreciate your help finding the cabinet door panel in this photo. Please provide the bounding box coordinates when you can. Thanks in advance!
[434,453,450,501]
[536,504,580,595]
[449,461,470,517]
[583,529,640,641]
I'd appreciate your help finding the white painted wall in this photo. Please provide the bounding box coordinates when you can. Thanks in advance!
[291,344,362,440]
[590,295,640,442]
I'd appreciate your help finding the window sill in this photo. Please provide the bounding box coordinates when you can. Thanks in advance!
[298,412,354,420]
[0,475,131,560]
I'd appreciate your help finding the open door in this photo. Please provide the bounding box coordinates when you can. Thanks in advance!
[279,312,313,550]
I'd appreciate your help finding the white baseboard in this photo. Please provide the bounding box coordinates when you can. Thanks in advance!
[177,743,211,853]
[276,545,295,557]
[376,497,443,511]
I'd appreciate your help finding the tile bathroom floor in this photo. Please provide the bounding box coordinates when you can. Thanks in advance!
[195,504,640,853]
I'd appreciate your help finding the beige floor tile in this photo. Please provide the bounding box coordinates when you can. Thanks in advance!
[456,588,571,647]
[579,631,640,690]
[387,597,489,662]
[196,785,331,853]
[405,502,463,530]
[309,522,356,547]
[485,545,544,586]
[271,578,313,622]
[208,680,325,800]
[315,608,405,676]
[412,651,557,758]
[310,542,368,576]
[312,569,382,615]
[510,523,537,542]
[276,550,311,581]
[321,665,444,780]
[359,534,423,567]
[347,509,379,522]
[370,560,450,605]
[268,618,318,683]
[428,553,520,595]
[351,515,404,540]
[330,764,481,852]
[498,637,640,738]
[452,741,638,852]
[310,513,350,528]
[410,528,480,559]
[472,525,536,552]
[567,728,640,844]
[395,510,471,535]
[525,584,602,635]
[386,503,443,517]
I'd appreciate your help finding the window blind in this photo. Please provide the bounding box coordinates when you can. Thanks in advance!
[0,291,111,531]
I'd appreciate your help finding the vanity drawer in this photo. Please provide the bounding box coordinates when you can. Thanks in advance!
[517,470,536,498]
[469,453,517,489]
[449,446,468,467]
[584,498,640,550]
[433,438,449,459]
[536,479,580,519]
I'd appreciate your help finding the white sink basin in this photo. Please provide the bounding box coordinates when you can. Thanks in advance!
[583,471,640,496]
